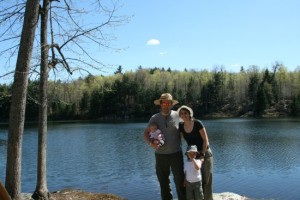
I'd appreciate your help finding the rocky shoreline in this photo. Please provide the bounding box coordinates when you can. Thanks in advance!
[20,190,253,200]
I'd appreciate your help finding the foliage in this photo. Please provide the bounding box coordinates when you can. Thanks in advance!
[0,84,11,121]
[1,66,300,122]
[291,94,300,116]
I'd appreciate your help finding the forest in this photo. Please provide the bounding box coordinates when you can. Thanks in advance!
[1,64,300,122]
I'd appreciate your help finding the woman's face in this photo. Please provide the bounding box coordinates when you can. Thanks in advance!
[179,109,190,121]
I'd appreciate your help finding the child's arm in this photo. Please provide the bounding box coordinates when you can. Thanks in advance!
[192,158,201,171]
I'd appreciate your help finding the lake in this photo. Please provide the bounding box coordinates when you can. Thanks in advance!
[0,118,300,200]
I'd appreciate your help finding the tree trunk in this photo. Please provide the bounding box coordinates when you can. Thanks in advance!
[5,1,40,200]
[32,0,50,199]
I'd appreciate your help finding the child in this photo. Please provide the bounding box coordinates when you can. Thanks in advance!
[184,145,204,200]
[148,122,165,147]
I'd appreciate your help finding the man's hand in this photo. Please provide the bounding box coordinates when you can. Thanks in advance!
[149,142,160,149]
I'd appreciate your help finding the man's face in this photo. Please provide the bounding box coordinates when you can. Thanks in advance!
[160,100,172,114]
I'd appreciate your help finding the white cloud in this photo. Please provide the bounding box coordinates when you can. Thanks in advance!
[147,39,160,45]
[159,52,167,55]
[231,63,241,68]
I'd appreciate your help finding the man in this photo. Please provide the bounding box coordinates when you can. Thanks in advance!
[144,93,186,200]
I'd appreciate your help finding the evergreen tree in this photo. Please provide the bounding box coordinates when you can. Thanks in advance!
[291,94,300,116]
[0,84,11,122]
[26,80,40,121]
[114,65,123,74]
[255,84,268,116]
[79,91,90,118]
[89,89,103,118]
[248,74,260,103]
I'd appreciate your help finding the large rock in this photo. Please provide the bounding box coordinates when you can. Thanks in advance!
[214,192,252,200]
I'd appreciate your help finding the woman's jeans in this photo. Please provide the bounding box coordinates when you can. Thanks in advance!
[202,149,213,200]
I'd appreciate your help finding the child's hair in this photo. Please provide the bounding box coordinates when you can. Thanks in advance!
[149,122,158,128]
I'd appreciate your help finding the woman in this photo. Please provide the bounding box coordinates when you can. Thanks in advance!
[178,105,214,200]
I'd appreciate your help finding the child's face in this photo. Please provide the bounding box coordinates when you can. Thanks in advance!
[150,125,157,132]
[187,152,197,159]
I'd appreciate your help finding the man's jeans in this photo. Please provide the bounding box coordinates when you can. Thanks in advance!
[155,151,186,200]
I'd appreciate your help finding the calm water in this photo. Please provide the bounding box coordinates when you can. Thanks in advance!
[0,118,300,200]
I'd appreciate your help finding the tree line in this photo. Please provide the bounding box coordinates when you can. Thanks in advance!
[1,64,300,122]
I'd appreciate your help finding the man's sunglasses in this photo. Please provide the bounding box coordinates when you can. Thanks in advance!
[161,102,172,106]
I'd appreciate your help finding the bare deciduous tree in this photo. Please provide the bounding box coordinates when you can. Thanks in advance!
[32,0,50,199]
[32,1,129,199]
[5,1,40,200]
[1,1,129,200]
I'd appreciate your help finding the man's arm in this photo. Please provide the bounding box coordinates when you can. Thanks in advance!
[144,127,160,148]
[143,127,152,145]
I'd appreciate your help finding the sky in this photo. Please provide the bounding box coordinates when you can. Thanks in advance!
[103,0,300,73]
[1,0,300,83]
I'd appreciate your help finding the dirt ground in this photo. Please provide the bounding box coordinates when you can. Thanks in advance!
[21,189,124,200]
[21,190,252,200]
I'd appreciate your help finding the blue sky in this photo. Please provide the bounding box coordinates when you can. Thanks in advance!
[1,0,300,83]
[102,0,300,73]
